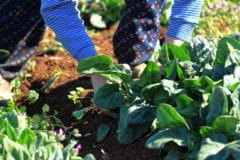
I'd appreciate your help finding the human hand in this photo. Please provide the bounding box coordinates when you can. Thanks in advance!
[131,63,147,79]
[165,36,184,46]
[131,62,164,79]
[90,74,106,94]
[0,78,13,104]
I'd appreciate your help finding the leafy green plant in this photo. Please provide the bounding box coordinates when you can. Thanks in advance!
[72,107,91,121]
[78,0,125,29]
[69,87,95,121]
[38,71,61,93]
[0,102,95,160]
[79,0,174,28]
[195,0,240,39]
[78,34,240,159]
[96,124,110,142]
[41,36,65,54]
[28,90,39,104]
[10,77,22,102]
[10,71,60,104]
[68,87,85,106]
[160,0,174,26]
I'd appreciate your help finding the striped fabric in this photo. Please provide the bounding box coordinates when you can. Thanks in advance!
[41,0,97,61]
[41,0,203,64]
[166,0,204,42]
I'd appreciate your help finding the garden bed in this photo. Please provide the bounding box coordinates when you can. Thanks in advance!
[3,1,239,159]
[18,24,167,160]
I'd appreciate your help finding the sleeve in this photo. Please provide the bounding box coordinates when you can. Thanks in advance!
[166,0,204,42]
[40,0,97,61]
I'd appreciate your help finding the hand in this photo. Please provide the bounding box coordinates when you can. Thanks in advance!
[90,74,106,94]
[165,36,184,46]
[131,63,147,79]
[0,78,13,103]
[90,75,119,119]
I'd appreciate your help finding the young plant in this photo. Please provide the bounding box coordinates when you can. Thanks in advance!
[195,0,240,39]
[77,34,240,159]
[38,71,61,93]
[28,90,39,104]
[10,77,22,102]
[68,87,96,121]
[78,0,125,29]
[68,87,85,106]
[160,0,174,26]
[41,33,65,54]
[0,102,95,160]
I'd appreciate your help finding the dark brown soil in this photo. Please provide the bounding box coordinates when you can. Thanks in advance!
[19,24,167,160]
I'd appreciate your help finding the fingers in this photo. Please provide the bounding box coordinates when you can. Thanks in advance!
[165,36,184,46]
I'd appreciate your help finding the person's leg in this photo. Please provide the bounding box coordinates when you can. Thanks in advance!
[0,0,45,80]
[0,0,44,52]
[0,0,45,102]
[113,0,164,66]
[0,78,12,106]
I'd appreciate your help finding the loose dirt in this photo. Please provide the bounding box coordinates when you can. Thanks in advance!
[19,24,167,160]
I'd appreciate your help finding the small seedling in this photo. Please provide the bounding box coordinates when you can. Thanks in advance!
[28,90,39,103]
[68,87,85,106]
[10,76,22,102]
[38,71,61,93]
[26,60,37,70]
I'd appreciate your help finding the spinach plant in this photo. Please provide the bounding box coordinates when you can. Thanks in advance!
[78,34,240,159]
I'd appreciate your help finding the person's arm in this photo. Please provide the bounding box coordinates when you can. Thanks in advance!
[41,0,105,92]
[41,0,97,61]
[166,0,204,45]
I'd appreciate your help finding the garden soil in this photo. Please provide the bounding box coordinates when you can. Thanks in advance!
[19,24,167,160]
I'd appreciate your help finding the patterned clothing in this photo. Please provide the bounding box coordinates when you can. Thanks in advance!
[1,0,204,74]
[42,0,203,66]
[113,0,204,66]
[113,0,165,65]
[0,0,44,79]
[0,0,44,53]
